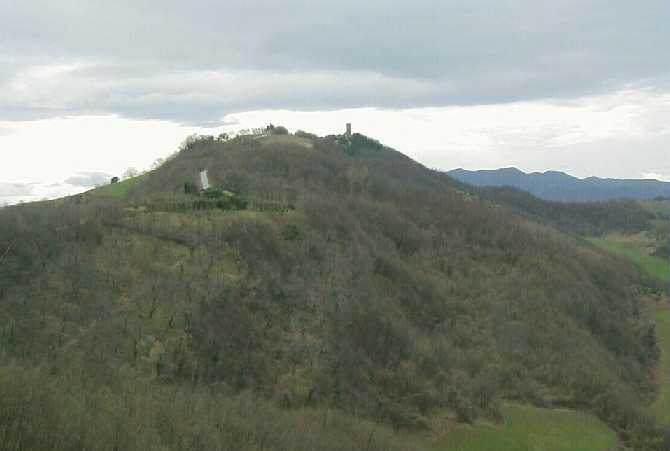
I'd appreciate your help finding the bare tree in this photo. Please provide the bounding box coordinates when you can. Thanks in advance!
[123,167,139,179]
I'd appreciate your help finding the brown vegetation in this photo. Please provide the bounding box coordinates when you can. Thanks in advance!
[0,131,665,449]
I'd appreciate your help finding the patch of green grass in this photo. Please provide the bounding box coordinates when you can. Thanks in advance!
[433,404,616,451]
[91,174,146,198]
[651,305,670,424]
[589,235,669,283]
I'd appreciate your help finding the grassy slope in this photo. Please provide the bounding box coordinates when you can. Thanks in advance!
[90,174,147,197]
[589,234,668,282]
[433,404,616,451]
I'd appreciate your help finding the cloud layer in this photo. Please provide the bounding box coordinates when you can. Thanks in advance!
[1,0,669,201]
[0,181,87,206]
[0,171,112,206]
[223,87,670,179]
[1,0,669,124]
[64,171,113,188]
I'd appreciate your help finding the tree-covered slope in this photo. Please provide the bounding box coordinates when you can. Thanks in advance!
[475,186,657,237]
[0,131,664,449]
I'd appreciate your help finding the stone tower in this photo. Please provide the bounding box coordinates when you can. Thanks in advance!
[345,123,352,137]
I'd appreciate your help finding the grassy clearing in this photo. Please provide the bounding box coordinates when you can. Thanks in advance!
[589,234,669,283]
[259,134,314,149]
[432,404,616,451]
[91,174,147,197]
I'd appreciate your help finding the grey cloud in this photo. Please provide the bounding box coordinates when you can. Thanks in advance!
[64,171,113,187]
[0,181,88,206]
[0,0,668,124]
[0,183,38,207]
[0,182,35,197]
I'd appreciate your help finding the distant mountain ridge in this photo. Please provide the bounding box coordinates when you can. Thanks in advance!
[448,167,670,202]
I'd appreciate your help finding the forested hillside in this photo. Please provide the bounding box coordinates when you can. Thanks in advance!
[475,186,658,237]
[0,131,666,450]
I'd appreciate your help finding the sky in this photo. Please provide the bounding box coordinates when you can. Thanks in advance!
[1,0,669,204]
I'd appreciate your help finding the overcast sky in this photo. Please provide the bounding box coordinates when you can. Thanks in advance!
[1,0,669,203]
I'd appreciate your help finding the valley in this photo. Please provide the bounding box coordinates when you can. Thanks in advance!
[588,228,670,427]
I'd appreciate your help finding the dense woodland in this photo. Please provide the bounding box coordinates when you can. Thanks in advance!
[0,131,668,450]
[476,186,658,236]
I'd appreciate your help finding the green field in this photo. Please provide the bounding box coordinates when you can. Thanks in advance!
[433,404,616,451]
[589,235,669,283]
[90,174,146,197]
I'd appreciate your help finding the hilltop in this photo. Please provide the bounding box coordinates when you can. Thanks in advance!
[449,167,670,202]
[0,129,667,450]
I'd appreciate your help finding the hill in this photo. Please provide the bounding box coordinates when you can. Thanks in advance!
[449,167,670,202]
[0,131,666,450]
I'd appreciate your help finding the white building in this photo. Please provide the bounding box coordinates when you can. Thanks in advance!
[200,170,210,190]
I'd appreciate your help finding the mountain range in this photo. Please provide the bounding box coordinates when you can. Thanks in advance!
[449,167,670,202]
